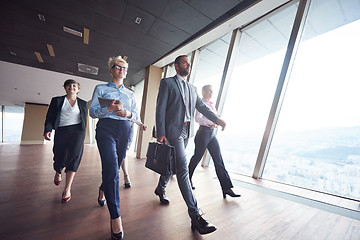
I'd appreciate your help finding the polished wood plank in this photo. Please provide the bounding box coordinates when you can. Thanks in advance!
[0,143,359,240]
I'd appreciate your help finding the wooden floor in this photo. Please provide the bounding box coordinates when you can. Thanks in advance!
[0,143,360,240]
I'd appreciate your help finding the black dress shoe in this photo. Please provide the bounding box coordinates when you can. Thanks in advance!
[98,188,106,207]
[191,216,217,235]
[154,188,170,205]
[124,183,131,189]
[222,189,241,198]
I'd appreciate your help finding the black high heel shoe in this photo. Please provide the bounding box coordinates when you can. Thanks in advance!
[98,187,106,207]
[222,189,241,198]
[124,175,131,189]
[111,221,124,240]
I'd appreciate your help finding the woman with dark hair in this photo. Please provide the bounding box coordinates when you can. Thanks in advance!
[44,79,88,203]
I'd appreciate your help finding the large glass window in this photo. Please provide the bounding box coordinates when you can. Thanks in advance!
[0,105,3,142]
[263,0,360,199]
[191,32,232,99]
[216,2,299,176]
[3,106,24,142]
[129,80,144,152]
[186,33,231,157]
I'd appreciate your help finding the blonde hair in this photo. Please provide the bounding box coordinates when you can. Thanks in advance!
[108,56,129,70]
[202,84,212,94]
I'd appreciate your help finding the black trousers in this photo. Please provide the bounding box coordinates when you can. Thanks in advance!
[188,125,233,190]
[53,123,85,173]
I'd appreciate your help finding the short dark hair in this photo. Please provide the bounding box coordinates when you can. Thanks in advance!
[63,79,80,89]
[174,55,188,65]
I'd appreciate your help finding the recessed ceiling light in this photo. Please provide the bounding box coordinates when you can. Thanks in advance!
[78,63,98,75]
[63,26,82,37]
[10,51,16,56]
[135,17,142,24]
[38,14,45,21]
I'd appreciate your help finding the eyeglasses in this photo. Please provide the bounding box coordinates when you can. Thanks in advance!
[112,65,128,71]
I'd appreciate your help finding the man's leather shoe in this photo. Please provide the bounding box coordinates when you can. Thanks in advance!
[154,188,170,205]
[190,179,195,190]
[191,216,217,235]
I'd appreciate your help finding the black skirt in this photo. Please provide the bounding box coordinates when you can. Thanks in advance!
[53,123,85,173]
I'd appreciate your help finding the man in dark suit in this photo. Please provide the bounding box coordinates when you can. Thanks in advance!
[155,55,226,234]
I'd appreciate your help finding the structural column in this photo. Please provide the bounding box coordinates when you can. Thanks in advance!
[136,65,162,158]
[21,103,48,145]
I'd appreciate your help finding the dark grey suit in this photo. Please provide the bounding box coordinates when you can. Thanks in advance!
[156,75,219,219]
[156,76,218,139]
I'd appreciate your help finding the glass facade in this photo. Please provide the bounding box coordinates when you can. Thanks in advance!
[0,106,2,142]
[216,2,298,176]
[129,80,145,152]
[3,106,24,142]
[186,33,231,159]
[191,32,232,99]
[263,0,360,199]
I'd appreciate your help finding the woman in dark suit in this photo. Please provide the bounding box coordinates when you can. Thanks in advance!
[44,79,88,203]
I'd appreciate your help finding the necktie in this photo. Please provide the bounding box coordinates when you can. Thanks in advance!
[182,80,190,121]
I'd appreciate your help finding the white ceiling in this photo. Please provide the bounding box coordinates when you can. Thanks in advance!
[0,60,103,106]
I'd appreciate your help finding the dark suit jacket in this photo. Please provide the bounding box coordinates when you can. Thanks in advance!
[156,76,218,139]
[44,95,88,134]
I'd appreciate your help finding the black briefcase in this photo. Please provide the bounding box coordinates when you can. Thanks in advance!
[145,142,176,175]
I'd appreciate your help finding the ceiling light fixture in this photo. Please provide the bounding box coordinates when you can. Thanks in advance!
[78,63,98,75]
[34,51,44,63]
[38,14,45,21]
[10,51,16,56]
[63,26,82,37]
[46,44,55,57]
[83,28,89,44]
[135,17,142,24]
